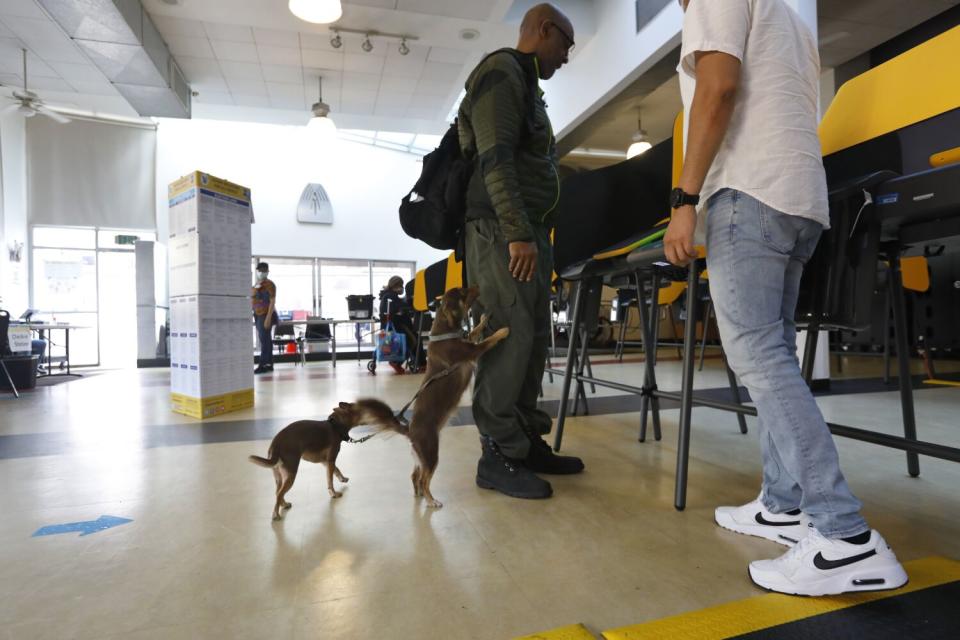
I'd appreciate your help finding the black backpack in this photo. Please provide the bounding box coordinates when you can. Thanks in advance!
[398,120,471,252]
[398,49,536,254]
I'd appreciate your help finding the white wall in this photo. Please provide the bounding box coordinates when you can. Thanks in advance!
[155,118,449,270]
[0,111,29,313]
[543,0,683,141]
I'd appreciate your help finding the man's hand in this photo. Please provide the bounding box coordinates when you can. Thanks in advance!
[664,206,699,266]
[263,316,272,330]
[508,241,538,281]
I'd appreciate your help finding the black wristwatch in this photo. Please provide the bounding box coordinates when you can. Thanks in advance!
[670,187,700,209]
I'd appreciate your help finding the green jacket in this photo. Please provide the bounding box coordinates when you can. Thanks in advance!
[458,49,560,243]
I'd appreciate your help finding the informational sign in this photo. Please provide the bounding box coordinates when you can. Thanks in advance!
[296,183,334,224]
[8,326,31,354]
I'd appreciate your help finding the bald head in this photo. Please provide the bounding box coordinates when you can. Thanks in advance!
[517,3,574,80]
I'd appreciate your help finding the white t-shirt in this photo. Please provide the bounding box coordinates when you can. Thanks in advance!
[679,0,829,227]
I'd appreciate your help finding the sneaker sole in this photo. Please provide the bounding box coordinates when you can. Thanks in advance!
[748,561,909,596]
[476,477,552,499]
[715,510,805,547]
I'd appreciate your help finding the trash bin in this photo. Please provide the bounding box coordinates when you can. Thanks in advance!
[0,355,39,391]
[346,294,375,320]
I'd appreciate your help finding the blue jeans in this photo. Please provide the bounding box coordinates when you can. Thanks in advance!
[255,313,275,367]
[705,189,868,539]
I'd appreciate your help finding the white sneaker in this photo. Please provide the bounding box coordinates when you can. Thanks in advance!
[749,528,909,596]
[715,496,810,547]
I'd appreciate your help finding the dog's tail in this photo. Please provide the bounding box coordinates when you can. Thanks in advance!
[356,397,409,435]
[248,454,279,468]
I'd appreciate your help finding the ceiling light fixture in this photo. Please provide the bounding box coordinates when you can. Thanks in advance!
[361,34,373,53]
[330,30,343,49]
[399,38,410,56]
[626,112,652,159]
[307,76,337,142]
[289,0,342,25]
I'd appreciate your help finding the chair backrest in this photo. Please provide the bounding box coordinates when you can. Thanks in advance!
[274,322,296,337]
[304,319,332,339]
[0,310,10,356]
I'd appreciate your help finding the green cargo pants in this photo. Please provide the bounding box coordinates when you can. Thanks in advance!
[465,217,553,459]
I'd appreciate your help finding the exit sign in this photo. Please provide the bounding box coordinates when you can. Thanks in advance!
[115,234,140,245]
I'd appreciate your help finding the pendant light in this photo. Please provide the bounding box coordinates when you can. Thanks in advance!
[307,76,337,142]
[626,112,652,159]
[289,0,342,25]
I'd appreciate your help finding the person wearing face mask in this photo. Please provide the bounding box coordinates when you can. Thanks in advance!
[664,0,907,596]
[252,262,277,374]
[457,2,584,501]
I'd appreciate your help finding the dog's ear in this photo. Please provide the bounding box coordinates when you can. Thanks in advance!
[339,402,351,408]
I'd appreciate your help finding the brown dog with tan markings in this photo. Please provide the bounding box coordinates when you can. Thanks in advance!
[249,399,403,520]
[372,286,510,509]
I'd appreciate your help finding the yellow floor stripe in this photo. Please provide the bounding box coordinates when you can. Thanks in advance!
[602,556,960,640]
[923,379,960,387]
[515,623,597,640]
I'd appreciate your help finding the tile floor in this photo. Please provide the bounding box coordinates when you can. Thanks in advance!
[1,352,958,639]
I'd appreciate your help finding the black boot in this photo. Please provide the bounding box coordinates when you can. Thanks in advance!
[520,425,585,475]
[476,436,552,499]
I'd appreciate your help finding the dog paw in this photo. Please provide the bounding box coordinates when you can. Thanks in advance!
[493,327,510,340]
[272,514,282,521]
[282,502,293,510]
[340,477,349,483]
[427,499,444,509]
[330,491,343,499]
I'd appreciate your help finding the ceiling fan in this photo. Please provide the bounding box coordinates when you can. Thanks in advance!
[1,48,71,124]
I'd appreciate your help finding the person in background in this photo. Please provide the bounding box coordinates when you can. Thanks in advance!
[31,338,47,374]
[378,275,419,374]
[252,262,277,374]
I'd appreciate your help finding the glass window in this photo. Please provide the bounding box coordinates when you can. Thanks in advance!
[320,259,371,321]
[371,261,416,298]
[264,258,316,320]
[32,249,98,313]
[34,312,99,368]
[33,227,96,249]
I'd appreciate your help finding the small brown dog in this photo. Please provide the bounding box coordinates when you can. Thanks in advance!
[249,398,403,520]
[373,286,509,508]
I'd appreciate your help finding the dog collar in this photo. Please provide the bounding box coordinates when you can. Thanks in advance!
[429,331,463,342]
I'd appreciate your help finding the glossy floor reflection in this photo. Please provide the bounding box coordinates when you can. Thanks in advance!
[1,353,958,639]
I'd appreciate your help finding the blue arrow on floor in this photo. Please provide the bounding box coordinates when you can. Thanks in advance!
[32,515,133,538]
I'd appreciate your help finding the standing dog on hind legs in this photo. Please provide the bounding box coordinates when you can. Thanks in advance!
[373,286,510,509]
[249,398,403,520]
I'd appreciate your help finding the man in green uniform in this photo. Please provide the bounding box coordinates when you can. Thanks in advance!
[459,3,584,499]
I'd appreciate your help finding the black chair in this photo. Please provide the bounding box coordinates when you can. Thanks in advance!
[272,322,299,362]
[299,318,332,365]
[0,309,19,397]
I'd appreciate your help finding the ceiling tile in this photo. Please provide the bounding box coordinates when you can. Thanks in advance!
[427,47,470,65]
[405,105,442,120]
[234,94,271,107]
[341,100,375,115]
[343,52,384,73]
[3,17,86,64]
[384,55,426,79]
[373,104,408,117]
[193,90,233,105]
[165,35,216,59]
[397,0,493,21]
[257,45,300,66]
[203,22,254,43]
[421,61,462,83]
[340,88,379,103]
[302,49,342,69]
[0,0,47,19]
[0,21,15,38]
[0,72,22,87]
[267,82,305,101]
[176,56,224,82]
[26,75,74,92]
[211,40,259,63]
[253,28,300,48]
[47,62,105,83]
[151,16,207,38]
[190,77,228,92]
[261,64,303,83]
[219,60,263,80]
[341,72,380,92]
[409,93,444,110]
[226,78,268,96]
[299,32,341,52]
[415,79,453,97]
[344,0,396,8]
[380,75,417,93]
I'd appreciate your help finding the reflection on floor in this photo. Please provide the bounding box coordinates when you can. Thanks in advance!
[1,353,958,639]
